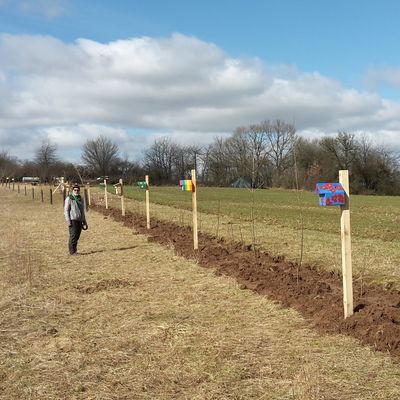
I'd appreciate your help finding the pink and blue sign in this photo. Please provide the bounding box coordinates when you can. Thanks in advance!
[316,183,345,206]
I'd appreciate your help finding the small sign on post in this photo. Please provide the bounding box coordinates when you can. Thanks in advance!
[316,171,353,319]
[316,183,345,206]
[179,171,198,250]
[137,178,150,228]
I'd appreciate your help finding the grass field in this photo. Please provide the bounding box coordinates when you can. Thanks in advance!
[1,187,400,399]
[101,185,400,288]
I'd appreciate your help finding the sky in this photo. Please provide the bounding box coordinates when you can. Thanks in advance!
[1,0,400,162]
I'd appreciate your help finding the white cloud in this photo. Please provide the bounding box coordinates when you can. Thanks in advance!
[0,33,400,161]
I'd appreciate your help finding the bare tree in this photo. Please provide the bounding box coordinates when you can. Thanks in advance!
[0,150,20,179]
[227,125,270,187]
[81,135,120,177]
[34,140,58,182]
[143,137,180,184]
[206,136,233,186]
[262,119,297,186]
[320,132,357,171]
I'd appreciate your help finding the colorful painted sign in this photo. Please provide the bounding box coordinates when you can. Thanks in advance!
[180,179,194,192]
[316,183,345,206]
[137,181,148,189]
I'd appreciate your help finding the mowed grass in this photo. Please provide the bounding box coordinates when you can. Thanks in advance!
[1,187,400,399]
[103,185,400,288]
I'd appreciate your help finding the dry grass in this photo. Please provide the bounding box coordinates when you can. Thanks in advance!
[1,187,400,399]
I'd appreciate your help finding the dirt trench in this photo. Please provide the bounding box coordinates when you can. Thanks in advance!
[93,205,400,361]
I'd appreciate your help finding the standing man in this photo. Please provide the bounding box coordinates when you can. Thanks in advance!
[64,184,88,255]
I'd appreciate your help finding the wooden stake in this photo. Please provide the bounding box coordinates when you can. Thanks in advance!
[191,169,198,250]
[104,178,108,209]
[145,175,150,229]
[40,187,44,202]
[32,187,34,200]
[87,184,91,206]
[339,170,353,319]
[84,188,89,212]
[119,178,125,216]
[50,188,53,205]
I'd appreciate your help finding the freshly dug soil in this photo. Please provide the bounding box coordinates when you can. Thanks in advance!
[93,205,400,360]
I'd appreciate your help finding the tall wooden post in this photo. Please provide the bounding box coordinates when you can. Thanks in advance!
[50,188,53,205]
[86,184,91,206]
[24,185,27,196]
[32,187,35,200]
[40,187,44,202]
[191,169,198,250]
[339,170,353,319]
[84,188,89,211]
[145,175,150,229]
[17,184,20,193]
[104,178,108,209]
[119,178,125,216]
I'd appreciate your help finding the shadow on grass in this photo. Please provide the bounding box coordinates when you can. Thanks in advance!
[80,246,137,255]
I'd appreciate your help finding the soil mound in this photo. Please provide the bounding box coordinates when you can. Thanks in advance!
[93,205,400,360]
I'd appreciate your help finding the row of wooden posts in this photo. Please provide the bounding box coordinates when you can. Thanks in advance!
[103,170,198,250]
[95,169,352,319]
[1,169,352,320]
[0,180,91,208]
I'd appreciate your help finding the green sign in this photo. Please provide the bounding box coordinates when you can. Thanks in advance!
[137,181,148,189]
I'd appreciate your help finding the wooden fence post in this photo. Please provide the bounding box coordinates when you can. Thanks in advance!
[104,178,108,209]
[145,175,150,229]
[50,188,53,205]
[339,170,353,319]
[40,186,44,202]
[83,188,89,211]
[32,187,35,200]
[86,184,91,206]
[191,169,198,250]
[24,185,27,196]
[119,178,125,216]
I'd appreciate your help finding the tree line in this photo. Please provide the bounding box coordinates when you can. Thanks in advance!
[1,121,399,195]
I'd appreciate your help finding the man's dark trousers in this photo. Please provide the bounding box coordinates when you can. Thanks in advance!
[69,220,82,254]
